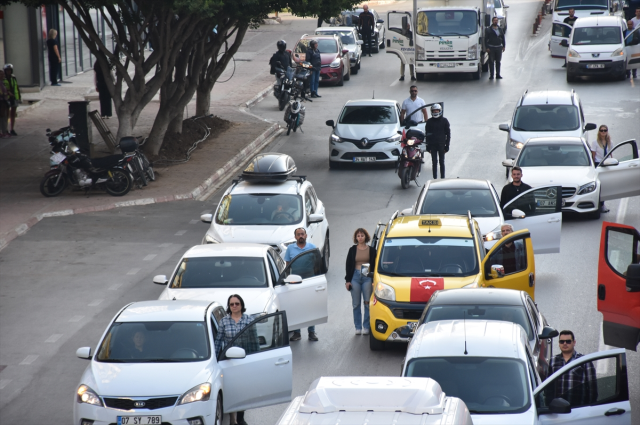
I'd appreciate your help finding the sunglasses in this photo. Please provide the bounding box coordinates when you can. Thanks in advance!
[599,129,608,132]
[559,339,573,344]
[229,302,241,307]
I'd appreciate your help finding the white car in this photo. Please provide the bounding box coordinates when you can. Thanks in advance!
[503,137,640,219]
[403,178,564,254]
[154,243,328,333]
[315,26,363,74]
[494,0,509,31]
[402,320,632,425]
[200,153,330,265]
[74,300,292,425]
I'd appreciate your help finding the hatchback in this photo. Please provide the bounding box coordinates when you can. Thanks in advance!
[293,34,350,86]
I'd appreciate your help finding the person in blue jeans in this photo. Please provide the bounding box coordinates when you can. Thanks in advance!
[306,40,322,98]
[345,228,377,335]
[284,227,319,341]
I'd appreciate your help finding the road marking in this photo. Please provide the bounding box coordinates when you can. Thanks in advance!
[127,268,141,275]
[109,283,123,290]
[88,299,103,307]
[19,355,38,365]
[449,150,471,178]
[189,219,199,225]
[45,334,63,343]
[175,230,187,236]
[0,379,11,390]
[615,197,628,224]
[69,315,84,322]
[159,243,171,248]
[143,254,157,261]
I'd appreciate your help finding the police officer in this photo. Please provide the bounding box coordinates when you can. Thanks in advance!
[425,104,451,179]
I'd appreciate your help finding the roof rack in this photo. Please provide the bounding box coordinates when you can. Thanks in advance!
[570,89,576,105]
[519,89,528,106]
[385,210,399,237]
[466,210,474,234]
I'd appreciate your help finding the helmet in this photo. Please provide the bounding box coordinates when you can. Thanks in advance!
[277,40,286,51]
[3,63,13,70]
[430,104,442,118]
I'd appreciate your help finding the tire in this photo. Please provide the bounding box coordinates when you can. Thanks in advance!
[472,64,481,80]
[369,331,386,351]
[329,160,340,169]
[214,393,223,425]
[322,232,330,272]
[278,92,290,111]
[399,167,411,189]
[589,207,601,220]
[357,59,361,70]
[380,35,385,49]
[344,65,350,81]
[337,69,344,86]
[40,173,67,197]
[567,73,576,83]
[351,66,358,75]
[140,152,155,181]
[286,120,293,135]
[104,168,132,196]
[135,156,148,187]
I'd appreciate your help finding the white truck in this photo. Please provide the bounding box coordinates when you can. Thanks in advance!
[276,376,473,425]
[386,0,496,80]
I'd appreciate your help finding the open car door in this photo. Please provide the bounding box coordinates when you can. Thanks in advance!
[534,349,631,425]
[503,185,563,254]
[598,222,640,351]
[596,139,640,202]
[274,248,328,330]
[219,311,292,413]
[624,27,640,71]
[550,22,572,58]
[481,229,536,300]
[386,11,414,68]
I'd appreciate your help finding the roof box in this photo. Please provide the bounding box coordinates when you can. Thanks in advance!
[242,153,297,183]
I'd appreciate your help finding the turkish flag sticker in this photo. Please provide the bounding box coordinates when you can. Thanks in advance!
[410,277,445,302]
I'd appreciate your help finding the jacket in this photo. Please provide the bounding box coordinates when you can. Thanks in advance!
[306,47,322,70]
[425,116,451,150]
[3,75,20,101]
[359,11,375,30]
[484,25,506,48]
[345,245,377,282]
[269,50,293,74]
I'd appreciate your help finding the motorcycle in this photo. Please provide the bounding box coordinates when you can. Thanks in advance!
[118,136,155,188]
[274,61,312,112]
[397,124,426,189]
[283,62,313,136]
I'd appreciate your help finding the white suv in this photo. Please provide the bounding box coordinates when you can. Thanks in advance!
[200,153,330,267]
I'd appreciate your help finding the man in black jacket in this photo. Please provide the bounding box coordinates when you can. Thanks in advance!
[306,40,322,98]
[485,16,506,79]
[269,40,293,74]
[500,166,532,208]
[359,5,375,56]
[425,104,451,179]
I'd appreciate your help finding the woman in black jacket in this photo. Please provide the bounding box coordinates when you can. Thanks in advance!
[345,228,377,335]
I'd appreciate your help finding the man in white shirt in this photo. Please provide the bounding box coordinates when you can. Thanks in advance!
[631,8,640,28]
[400,86,428,124]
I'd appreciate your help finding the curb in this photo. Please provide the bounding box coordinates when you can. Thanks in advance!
[245,84,275,108]
[17,99,45,117]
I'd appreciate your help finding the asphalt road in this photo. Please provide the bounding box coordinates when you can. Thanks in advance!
[1,1,639,424]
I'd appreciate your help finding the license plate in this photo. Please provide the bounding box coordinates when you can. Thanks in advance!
[586,64,605,69]
[437,63,456,68]
[353,157,376,162]
[50,152,66,164]
[117,416,161,425]
[537,200,556,207]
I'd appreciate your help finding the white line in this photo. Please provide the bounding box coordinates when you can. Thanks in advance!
[19,355,39,365]
[143,254,157,261]
[0,379,11,390]
[159,243,171,248]
[45,334,63,343]
[109,283,123,290]
[127,268,141,275]
[615,197,628,224]
[88,299,103,307]
[175,230,187,236]
[69,315,84,322]
[449,151,471,178]
[189,219,199,225]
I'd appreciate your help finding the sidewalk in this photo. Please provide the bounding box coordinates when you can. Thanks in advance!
[0,13,320,251]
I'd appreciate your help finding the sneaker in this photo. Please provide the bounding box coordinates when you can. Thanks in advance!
[290,331,301,341]
[355,329,362,335]
[10,130,17,136]
[315,93,321,98]
[308,332,319,341]
[399,76,405,81]
[362,328,370,335]
[489,75,494,80]
[496,75,503,79]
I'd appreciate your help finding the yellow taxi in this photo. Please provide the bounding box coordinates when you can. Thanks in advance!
[368,212,536,350]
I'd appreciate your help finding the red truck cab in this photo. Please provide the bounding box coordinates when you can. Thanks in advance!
[598,221,640,351]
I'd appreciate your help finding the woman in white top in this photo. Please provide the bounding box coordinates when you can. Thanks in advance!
[590,125,613,213]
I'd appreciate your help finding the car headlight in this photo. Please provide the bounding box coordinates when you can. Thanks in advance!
[611,47,623,57]
[509,138,524,149]
[467,44,477,60]
[77,385,103,406]
[578,181,597,195]
[568,49,580,58]
[385,134,402,143]
[483,225,503,242]
[205,234,221,244]
[330,58,341,68]
[416,45,426,60]
[330,133,342,143]
[374,282,396,301]
[179,383,211,405]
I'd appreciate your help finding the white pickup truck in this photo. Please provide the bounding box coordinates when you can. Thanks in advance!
[276,376,473,425]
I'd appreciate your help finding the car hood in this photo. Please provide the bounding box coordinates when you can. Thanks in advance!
[87,361,213,397]
[344,44,358,53]
[510,129,582,142]
[571,44,621,55]
[321,53,339,65]
[208,223,295,246]
[474,216,503,236]
[335,123,398,140]
[471,410,536,425]
[519,166,596,187]
[159,287,272,315]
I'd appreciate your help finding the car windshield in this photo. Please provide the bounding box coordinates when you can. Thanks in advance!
[96,321,210,363]
[573,26,621,45]
[420,189,499,217]
[494,0,502,8]
[339,105,397,124]
[317,30,355,45]
[416,11,478,36]
[555,0,607,9]
[512,105,579,131]
[318,39,338,53]
[170,257,268,289]
[378,237,478,277]
[517,144,590,167]
[423,305,534,340]
[215,194,303,225]
[405,357,531,414]
[338,11,363,27]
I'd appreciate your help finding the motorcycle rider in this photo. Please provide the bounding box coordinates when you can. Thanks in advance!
[269,40,293,96]
[425,104,451,179]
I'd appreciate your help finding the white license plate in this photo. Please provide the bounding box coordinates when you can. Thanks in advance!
[437,63,456,68]
[586,64,605,69]
[50,152,66,164]
[353,157,376,162]
[117,416,162,425]
[537,200,556,207]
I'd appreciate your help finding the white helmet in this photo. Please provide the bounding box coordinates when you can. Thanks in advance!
[430,104,442,118]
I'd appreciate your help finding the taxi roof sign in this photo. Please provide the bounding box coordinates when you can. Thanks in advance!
[420,218,441,226]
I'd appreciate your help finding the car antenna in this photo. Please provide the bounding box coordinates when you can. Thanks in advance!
[463,311,468,355]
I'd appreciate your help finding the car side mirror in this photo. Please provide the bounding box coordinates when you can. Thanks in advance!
[560,39,569,47]
[342,49,349,56]
[76,347,92,360]
[400,208,413,216]
[584,123,597,131]
[357,40,364,45]
[377,19,384,24]
[326,119,335,128]
[602,157,619,166]
[504,4,510,8]
[539,326,559,340]
[512,208,526,218]
[548,398,571,414]
[484,15,491,27]
[308,213,324,224]
[225,346,246,359]
[397,130,403,135]
[499,123,510,132]
[626,264,640,292]
[490,264,505,279]
[153,275,168,285]
[284,274,303,284]
[502,159,515,167]
[200,213,213,223]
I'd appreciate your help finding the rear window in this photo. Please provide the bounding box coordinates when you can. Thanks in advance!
[517,144,591,167]
[573,26,621,45]
[420,188,498,217]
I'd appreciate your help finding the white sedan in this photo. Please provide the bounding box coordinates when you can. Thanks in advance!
[503,137,640,219]
[154,243,328,333]
[74,300,292,425]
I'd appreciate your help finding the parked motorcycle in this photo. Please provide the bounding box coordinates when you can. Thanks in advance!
[284,94,307,136]
[274,61,313,111]
[118,136,155,188]
[396,124,426,189]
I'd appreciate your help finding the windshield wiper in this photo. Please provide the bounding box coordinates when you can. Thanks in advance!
[380,271,408,277]
[99,359,126,363]
[442,32,469,38]
[139,359,189,363]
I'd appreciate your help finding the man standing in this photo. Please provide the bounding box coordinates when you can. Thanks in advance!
[563,8,578,26]
[626,21,638,78]
[485,16,506,79]
[492,224,526,274]
[285,228,319,342]
[631,7,640,27]
[306,40,322,98]
[400,85,428,124]
[400,22,416,81]
[425,104,450,179]
[500,166,532,208]
[359,5,375,57]
[547,330,598,406]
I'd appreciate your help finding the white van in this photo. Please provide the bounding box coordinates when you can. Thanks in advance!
[276,376,473,425]
[551,0,624,23]
[550,16,640,81]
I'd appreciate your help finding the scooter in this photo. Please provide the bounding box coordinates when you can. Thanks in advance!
[397,126,426,189]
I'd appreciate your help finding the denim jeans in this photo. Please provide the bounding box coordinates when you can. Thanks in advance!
[310,69,320,94]
[350,270,373,330]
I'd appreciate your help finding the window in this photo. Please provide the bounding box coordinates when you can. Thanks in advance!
[606,228,637,277]
[215,194,303,225]
[388,12,412,36]
[494,0,503,8]
[555,0,608,9]
[573,26,621,45]
[476,227,486,262]
[517,143,590,167]
[552,23,572,37]
[304,190,316,215]
[267,252,280,283]
[513,105,580,132]
[421,188,499,217]
[603,141,638,163]
[526,349,540,388]
[339,105,397,124]
[487,235,528,276]
[317,39,338,53]
[525,298,539,335]
[219,313,287,358]
[285,249,324,279]
[626,28,640,47]
[416,10,478,37]
[316,30,356,45]
[170,257,268,289]
[308,185,319,205]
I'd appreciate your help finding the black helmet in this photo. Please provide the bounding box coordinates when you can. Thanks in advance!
[277,40,286,51]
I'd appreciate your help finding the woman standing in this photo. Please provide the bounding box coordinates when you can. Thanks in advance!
[345,228,377,335]
[3,64,20,136]
[0,69,9,138]
[93,61,113,118]
[214,294,257,425]
[46,29,62,86]
[590,125,613,213]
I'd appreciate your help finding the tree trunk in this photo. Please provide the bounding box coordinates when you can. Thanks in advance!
[115,108,135,144]
[168,109,184,134]
[196,87,211,116]
[146,107,175,155]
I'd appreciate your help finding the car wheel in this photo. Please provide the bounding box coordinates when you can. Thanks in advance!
[214,393,223,425]
[380,35,385,49]
[566,73,576,83]
[322,232,330,271]
[344,65,350,81]
[369,331,386,351]
[351,63,358,75]
[337,69,344,86]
